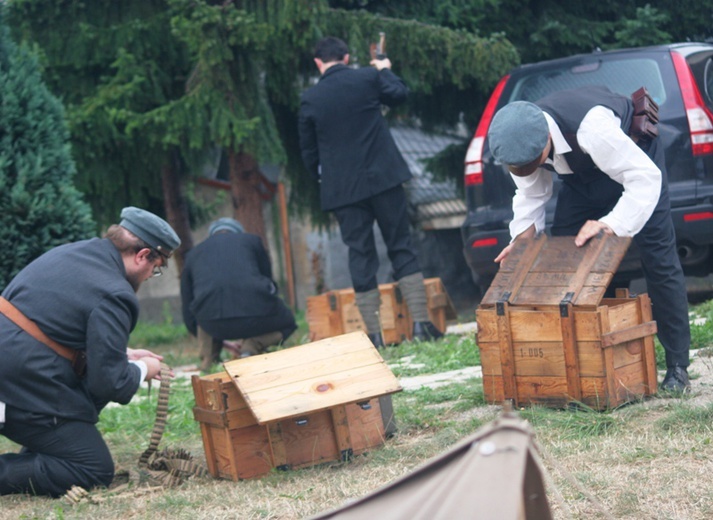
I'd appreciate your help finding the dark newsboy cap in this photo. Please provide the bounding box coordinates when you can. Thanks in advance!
[488,101,549,167]
[120,207,181,257]
[209,218,244,236]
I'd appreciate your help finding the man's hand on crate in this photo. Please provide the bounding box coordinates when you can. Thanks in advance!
[574,220,614,247]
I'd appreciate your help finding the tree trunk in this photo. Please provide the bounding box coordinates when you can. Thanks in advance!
[228,150,267,249]
[161,148,193,273]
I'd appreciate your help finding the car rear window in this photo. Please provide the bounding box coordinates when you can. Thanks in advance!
[508,58,667,106]
[704,58,713,106]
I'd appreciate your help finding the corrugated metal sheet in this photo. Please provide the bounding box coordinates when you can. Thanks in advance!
[390,126,466,229]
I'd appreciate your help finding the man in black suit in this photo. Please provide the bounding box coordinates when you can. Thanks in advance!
[180,218,296,370]
[298,36,442,347]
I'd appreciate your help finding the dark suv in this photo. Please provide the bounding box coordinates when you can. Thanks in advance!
[461,43,713,295]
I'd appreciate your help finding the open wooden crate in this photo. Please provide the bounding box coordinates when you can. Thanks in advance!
[306,277,456,344]
[476,234,658,410]
[192,331,401,480]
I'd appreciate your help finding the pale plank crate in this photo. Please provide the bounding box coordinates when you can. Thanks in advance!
[192,331,401,479]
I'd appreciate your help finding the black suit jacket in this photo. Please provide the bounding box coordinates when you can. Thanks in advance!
[180,232,282,336]
[298,63,412,211]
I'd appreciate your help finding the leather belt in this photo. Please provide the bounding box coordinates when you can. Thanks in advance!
[0,297,87,377]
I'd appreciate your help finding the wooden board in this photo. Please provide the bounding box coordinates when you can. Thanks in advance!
[481,233,632,308]
[223,331,402,424]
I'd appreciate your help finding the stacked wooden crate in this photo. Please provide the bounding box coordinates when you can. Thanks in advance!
[306,277,456,344]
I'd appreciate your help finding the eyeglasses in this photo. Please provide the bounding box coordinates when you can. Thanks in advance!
[151,256,168,278]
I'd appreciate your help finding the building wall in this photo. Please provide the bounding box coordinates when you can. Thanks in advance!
[136,182,398,324]
[136,181,479,326]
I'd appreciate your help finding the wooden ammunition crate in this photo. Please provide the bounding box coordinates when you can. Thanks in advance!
[476,234,658,410]
[306,277,456,344]
[192,332,401,480]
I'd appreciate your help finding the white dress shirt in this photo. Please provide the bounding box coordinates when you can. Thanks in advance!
[509,106,662,240]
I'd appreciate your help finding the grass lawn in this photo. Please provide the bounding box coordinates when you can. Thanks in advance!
[1,301,713,519]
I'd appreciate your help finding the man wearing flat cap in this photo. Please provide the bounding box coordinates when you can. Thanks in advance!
[487,85,690,393]
[0,207,180,497]
[180,218,297,370]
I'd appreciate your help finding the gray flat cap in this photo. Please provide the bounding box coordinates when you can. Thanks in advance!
[209,218,244,236]
[488,101,549,166]
[120,207,181,257]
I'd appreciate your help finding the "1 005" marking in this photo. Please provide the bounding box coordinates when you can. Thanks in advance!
[520,348,544,358]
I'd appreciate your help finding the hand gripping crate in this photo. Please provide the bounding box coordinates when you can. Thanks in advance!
[306,277,457,344]
[476,234,658,410]
[192,331,402,480]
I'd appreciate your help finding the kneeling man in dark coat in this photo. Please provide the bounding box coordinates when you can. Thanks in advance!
[0,207,181,497]
[180,218,297,370]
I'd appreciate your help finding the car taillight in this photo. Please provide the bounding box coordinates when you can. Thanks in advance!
[464,137,484,186]
[471,237,498,248]
[464,75,510,185]
[683,211,713,222]
[672,52,713,156]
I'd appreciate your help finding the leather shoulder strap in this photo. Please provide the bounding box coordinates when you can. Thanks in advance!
[0,296,77,362]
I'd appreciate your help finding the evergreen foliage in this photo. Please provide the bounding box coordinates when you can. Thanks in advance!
[330,1,712,64]
[0,8,94,291]
[9,0,191,226]
[8,0,519,228]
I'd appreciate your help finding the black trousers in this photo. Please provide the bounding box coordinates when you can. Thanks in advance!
[199,301,297,341]
[0,406,114,497]
[551,138,690,368]
[333,185,421,293]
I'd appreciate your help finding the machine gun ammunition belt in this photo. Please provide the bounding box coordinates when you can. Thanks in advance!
[139,362,172,465]
[63,363,208,505]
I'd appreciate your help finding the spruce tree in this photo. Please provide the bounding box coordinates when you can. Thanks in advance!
[0,8,94,291]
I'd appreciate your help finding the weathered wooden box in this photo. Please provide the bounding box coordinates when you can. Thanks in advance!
[192,331,402,480]
[306,277,456,344]
[476,234,658,410]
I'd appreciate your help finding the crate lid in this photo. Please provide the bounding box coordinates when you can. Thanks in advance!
[222,331,402,424]
[480,233,632,307]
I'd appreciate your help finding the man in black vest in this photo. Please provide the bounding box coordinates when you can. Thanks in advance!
[487,86,691,393]
[298,36,442,347]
